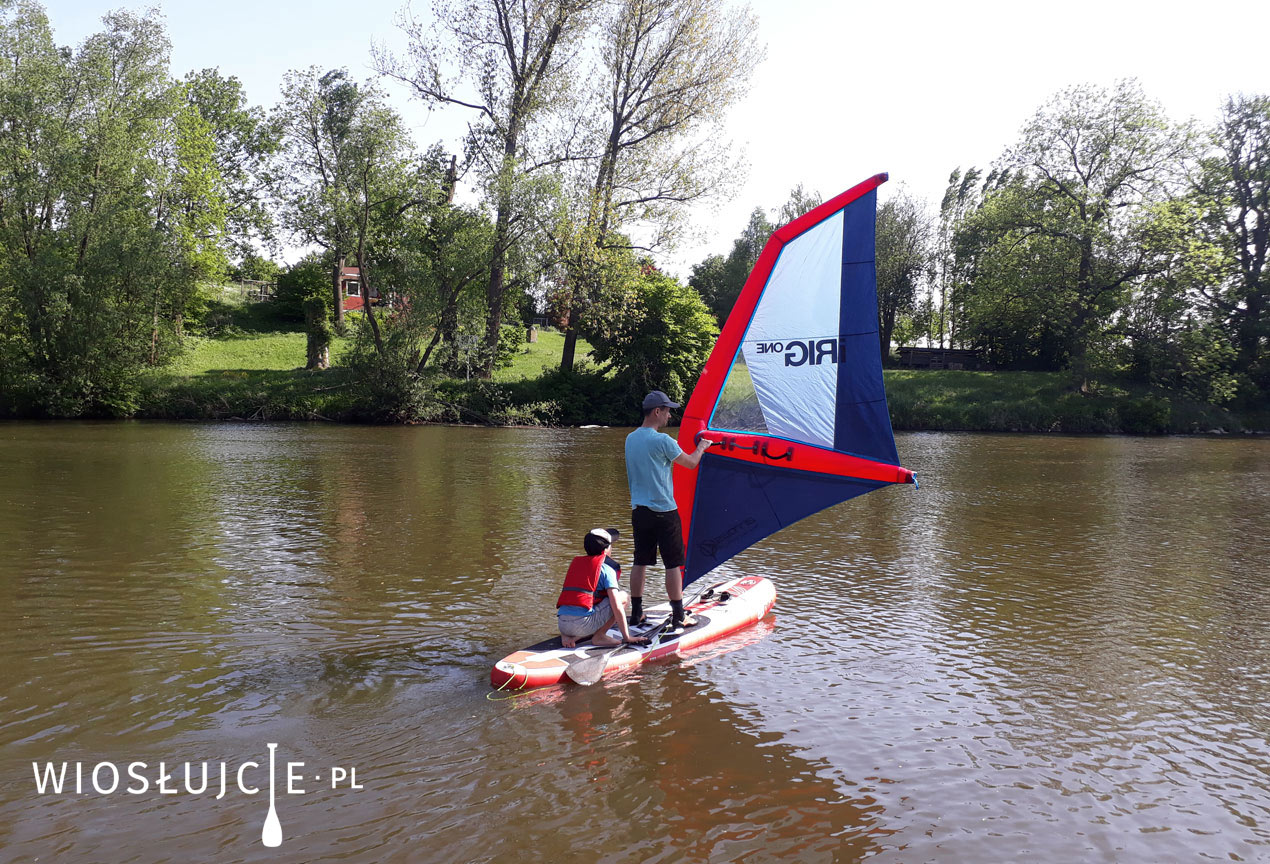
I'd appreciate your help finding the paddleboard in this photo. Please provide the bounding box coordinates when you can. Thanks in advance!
[490,575,776,690]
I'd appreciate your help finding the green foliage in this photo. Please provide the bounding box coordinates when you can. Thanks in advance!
[587,266,717,403]
[690,207,772,321]
[275,255,330,320]
[0,2,233,416]
[1116,395,1172,435]
[343,324,436,423]
[230,255,283,283]
[953,81,1193,382]
[876,190,931,362]
[1189,94,1270,401]
[183,68,280,256]
[884,370,1248,434]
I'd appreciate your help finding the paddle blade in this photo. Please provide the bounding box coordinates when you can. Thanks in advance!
[564,651,611,686]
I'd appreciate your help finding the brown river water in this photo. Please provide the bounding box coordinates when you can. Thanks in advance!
[0,422,1268,863]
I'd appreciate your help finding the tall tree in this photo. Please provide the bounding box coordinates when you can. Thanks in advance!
[0,2,227,415]
[275,68,372,334]
[556,0,760,372]
[182,68,281,259]
[957,80,1192,382]
[1193,94,1270,396]
[688,206,772,321]
[775,183,823,225]
[931,167,982,348]
[875,191,931,364]
[377,0,599,377]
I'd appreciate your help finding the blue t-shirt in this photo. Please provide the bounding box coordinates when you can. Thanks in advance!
[625,426,681,512]
[558,561,619,616]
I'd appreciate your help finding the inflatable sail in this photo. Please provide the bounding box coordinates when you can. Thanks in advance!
[674,173,916,586]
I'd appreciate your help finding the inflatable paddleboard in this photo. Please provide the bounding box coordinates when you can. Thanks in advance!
[490,575,775,690]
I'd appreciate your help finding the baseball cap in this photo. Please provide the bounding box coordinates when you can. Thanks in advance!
[585,527,620,550]
[641,390,680,410]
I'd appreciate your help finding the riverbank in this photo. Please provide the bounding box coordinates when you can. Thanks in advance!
[129,364,1263,434]
[5,312,1264,432]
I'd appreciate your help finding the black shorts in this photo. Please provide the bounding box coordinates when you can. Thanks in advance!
[631,506,685,570]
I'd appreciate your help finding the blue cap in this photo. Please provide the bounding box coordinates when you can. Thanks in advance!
[641,390,680,410]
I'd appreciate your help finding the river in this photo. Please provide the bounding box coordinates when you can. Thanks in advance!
[1,423,1268,862]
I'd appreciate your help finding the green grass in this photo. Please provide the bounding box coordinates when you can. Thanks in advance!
[136,294,1261,432]
[884,369,1257,434]
[140,305,600,422]
[164,331,356,376]
[170,295,590,380]
[493,328,594,381]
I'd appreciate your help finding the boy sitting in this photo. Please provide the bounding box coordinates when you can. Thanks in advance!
[557,528,647,649]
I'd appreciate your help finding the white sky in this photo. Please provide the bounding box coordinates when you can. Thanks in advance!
[48,0,1270,278]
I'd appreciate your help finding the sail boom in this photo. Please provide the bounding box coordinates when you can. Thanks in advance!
[692,430,915,486]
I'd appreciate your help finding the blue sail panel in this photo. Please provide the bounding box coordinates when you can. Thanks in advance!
[683,455,887,584]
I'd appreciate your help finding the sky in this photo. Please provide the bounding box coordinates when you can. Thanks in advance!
[46,0,1270,278]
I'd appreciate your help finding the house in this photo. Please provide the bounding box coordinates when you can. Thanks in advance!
[339,265,380,312]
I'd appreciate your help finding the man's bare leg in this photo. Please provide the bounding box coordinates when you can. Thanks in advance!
[665,566,684,601]
[630,564,647,599]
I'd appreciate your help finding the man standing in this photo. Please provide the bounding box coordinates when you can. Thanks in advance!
[625,390,711,629]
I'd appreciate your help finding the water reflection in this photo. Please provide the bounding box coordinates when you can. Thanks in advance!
[1,424,1268,862]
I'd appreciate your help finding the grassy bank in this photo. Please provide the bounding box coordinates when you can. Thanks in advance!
[113,297,1270,432]
[885,370,1265,435]
[139,356,1266,433]
[137,314,603,423]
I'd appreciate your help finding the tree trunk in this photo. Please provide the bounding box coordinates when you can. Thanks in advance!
[306,339,330,370]
[303,297,331,370]
[480,203,512,379]
[880,309,895,367]
[1237,289,1265,375]
[560,326,579,373]
[331,253,346,335]
[355,250,385,358]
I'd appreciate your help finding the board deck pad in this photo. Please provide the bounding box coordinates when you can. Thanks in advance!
[491,575,776,690]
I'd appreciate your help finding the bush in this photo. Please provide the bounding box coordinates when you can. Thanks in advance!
[586,268,717,405]
[1117,395,1172,435]
[274,256,329,321]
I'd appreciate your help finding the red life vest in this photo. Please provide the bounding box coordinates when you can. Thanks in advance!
[556,554,608,611]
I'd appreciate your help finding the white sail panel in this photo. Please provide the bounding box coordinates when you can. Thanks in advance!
[741,211,843,448]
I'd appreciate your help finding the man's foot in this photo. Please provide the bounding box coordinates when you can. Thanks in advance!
[628,612,648,627]
[672,611,698,629]
[561,635,577,649]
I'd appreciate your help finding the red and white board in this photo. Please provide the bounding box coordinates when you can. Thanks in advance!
[490,575,776,690]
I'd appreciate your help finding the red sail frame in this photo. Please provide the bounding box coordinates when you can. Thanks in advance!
[673,173,913,558]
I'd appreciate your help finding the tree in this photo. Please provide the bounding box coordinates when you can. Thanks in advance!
[689,206,772,321]
[183,68,280,258]
[409,203,495,374]
[775,183,823,225]
[275,67,372,335]
[377,0,599,377]
[277,256,332,369]
[586,263,717,401]
[1192,94,1270,397]
[931,167,983,348]
[0,2,227,415]
[875,191,931,364]
[956,80,1193,382]
[555,0,761,373]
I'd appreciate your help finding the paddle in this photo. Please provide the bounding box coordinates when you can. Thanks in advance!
[564,617,669,686]
[564,583,718,686]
